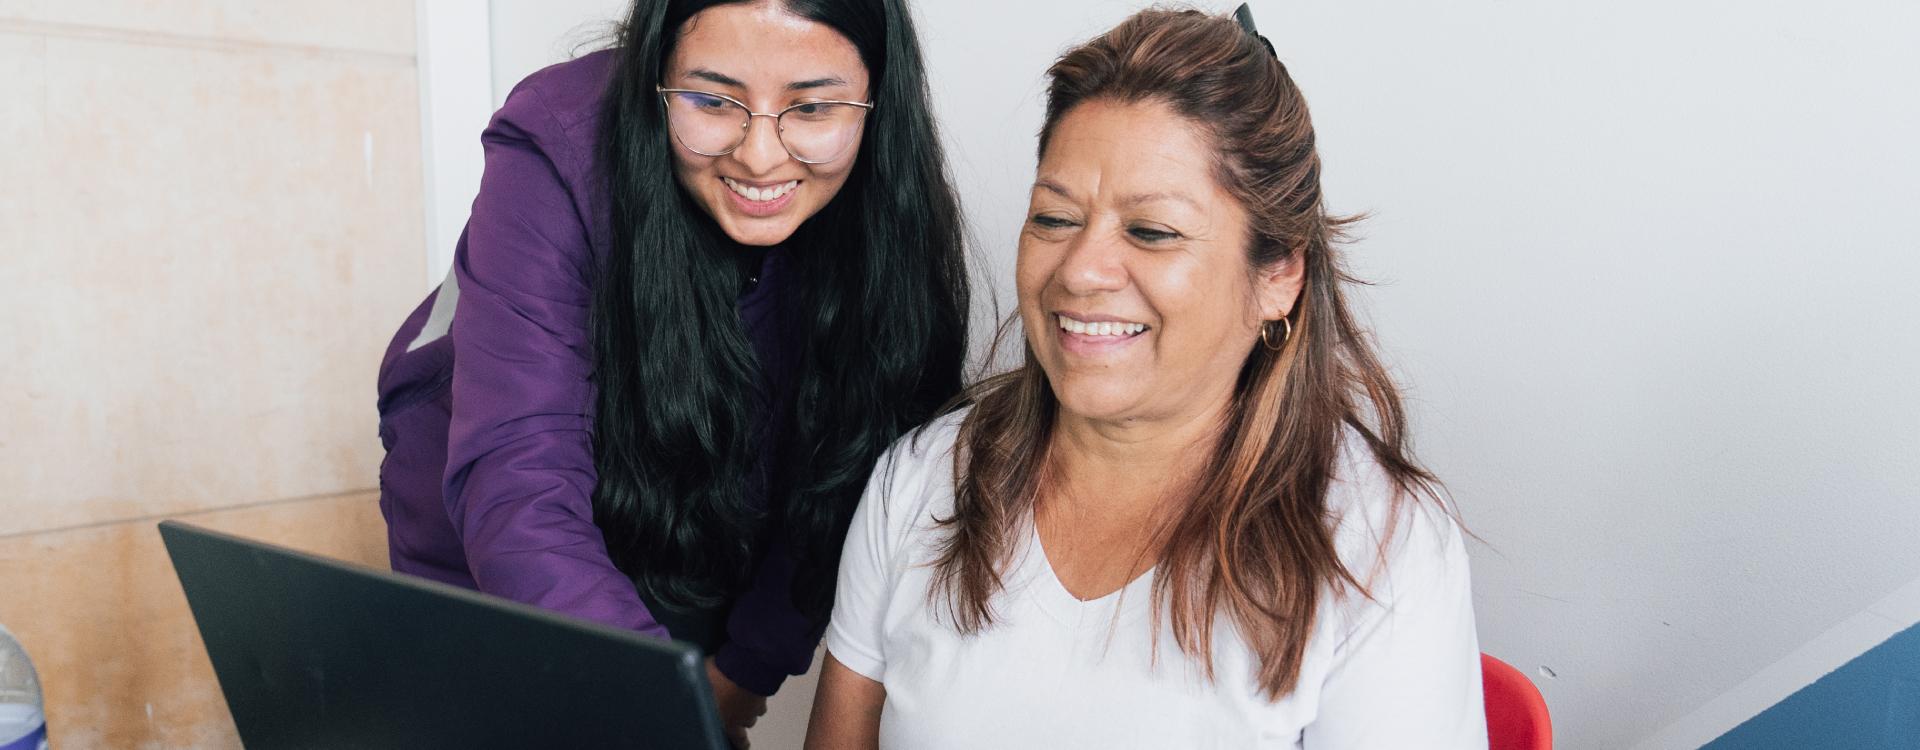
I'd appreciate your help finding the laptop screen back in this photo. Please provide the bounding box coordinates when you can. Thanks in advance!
[159,521,729,750]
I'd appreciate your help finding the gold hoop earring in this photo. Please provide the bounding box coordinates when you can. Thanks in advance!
[1260,316,1292,352]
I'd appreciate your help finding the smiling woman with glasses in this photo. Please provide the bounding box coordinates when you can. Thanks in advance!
[371,1,968,747]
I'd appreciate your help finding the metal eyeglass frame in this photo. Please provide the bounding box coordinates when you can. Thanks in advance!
[656,86,875,165]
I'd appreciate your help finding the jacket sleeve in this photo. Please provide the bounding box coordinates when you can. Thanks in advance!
[440,81,670,639]
[713,532,824,696]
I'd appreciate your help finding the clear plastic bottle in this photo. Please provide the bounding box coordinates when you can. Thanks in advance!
[0,625,47,750]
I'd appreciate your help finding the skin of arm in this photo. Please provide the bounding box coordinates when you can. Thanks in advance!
[804,651,885,750]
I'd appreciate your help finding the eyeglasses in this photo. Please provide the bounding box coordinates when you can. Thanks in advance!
[657,87,874,165]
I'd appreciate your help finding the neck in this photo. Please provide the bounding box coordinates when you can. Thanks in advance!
[1048,395,1231,512]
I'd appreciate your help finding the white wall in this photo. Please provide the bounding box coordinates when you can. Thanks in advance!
[416,0,494,289]
[445,1,1920,748]
[1260,3,1920,747]
[489,0,630,106]
[413,0,627,290]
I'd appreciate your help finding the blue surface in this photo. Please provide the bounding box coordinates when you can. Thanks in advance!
[1702,620,1920,750]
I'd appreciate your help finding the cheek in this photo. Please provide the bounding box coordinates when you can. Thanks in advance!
[1135,258,1203,321]
[1014,237,1060,309]
[801,134,863,192]
[669,147,714,192]
[805,158,853,185]
[1144,259,1256,342]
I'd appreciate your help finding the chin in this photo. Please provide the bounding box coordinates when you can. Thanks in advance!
[1048,377,1147,423]
[724,225,796,247]
[714,213,803,247]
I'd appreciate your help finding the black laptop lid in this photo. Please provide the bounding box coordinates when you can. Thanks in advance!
[159,521,729,750]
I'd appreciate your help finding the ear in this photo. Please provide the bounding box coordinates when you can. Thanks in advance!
[1253,252,1307,322]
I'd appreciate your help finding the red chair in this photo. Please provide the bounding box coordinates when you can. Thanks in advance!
[1482,653,1552,750]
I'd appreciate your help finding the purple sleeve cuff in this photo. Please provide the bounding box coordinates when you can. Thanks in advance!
[710,533,824,697]
[713,642,794,698]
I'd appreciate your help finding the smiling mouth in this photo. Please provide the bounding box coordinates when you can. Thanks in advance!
[721,177,799,202]
[1056,313,1150,337]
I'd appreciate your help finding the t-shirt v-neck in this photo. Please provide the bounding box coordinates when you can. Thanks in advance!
[1023,521,1158,632]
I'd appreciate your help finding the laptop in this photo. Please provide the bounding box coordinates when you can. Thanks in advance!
[158,521,730,750]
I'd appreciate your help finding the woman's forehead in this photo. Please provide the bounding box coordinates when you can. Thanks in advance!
[1036,101,1226,207]
[670,3,867,90]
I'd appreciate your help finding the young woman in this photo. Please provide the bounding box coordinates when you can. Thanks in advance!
[374,1,967,744]
[808,8,1482,748]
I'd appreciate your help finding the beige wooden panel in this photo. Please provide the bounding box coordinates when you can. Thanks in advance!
[0,1,35,22]
[0,36,424,537]
[0,0,415,58]
[0,32,43,271]
[0,491,389,748]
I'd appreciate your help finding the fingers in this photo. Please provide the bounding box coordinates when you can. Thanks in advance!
[724,725,751,750]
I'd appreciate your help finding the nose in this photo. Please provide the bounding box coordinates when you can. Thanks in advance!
[731,113,789,176]
[1055,225,1129,297]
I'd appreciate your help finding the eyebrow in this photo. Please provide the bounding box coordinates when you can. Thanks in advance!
[1034,179,1076,201]
[684,68,851,93]
[787,76,849,91]
[1033,179,1201,210]
[687,68,745,88]
[1122,192,1202,210]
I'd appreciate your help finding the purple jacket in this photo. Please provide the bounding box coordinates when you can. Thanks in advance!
[375,50,814,697]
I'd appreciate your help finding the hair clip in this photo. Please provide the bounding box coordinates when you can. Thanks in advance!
[1232,3,1280,59]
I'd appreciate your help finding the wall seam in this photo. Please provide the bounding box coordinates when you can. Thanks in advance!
[0,18,414,64]
[0,488,381,544]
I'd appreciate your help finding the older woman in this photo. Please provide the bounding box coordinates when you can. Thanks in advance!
[805,7,1484,749]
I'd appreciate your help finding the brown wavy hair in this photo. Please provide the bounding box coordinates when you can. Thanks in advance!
[930,8,1441,700]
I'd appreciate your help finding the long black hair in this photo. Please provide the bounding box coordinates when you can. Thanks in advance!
[591,0,968,620]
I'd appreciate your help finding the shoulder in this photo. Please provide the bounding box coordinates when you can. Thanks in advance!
[874,408,969,505]
[1322,426,1467,594]
[488,49,621,168]
[890,407,968,475]
[504,48,619,130]
[856,408,969,543]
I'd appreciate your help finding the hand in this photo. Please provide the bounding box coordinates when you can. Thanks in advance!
[707,656,768,749]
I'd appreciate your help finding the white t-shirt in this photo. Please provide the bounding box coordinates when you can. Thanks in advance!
[825,410,1487,749]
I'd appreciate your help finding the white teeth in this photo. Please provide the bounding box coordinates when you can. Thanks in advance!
[723,178,798,202]
[1056,314,1147,337]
